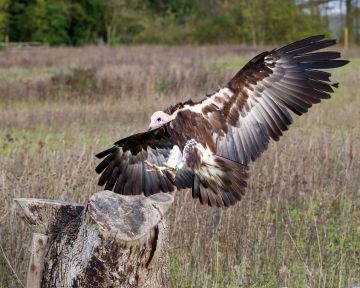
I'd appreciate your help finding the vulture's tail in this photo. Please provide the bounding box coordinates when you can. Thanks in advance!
[184,140,249,207]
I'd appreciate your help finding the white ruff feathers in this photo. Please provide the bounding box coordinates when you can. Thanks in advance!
[166,145,183,169]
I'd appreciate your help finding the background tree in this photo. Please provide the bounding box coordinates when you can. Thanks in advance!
[0,0,9,41]
[31,0,69,45]
[8,0,35,42]
[1,0,359,46]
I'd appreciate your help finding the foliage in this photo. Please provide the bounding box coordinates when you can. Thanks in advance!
[3,0,105,45]
[32,1,69,45]
[0,0,340,45]
[0,0,9,41]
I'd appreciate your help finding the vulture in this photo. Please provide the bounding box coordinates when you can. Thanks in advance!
[95,35,348,208]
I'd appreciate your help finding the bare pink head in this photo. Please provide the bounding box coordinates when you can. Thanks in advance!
[149,111,171,130]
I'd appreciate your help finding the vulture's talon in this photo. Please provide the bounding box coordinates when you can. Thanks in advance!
[144,160,165,176]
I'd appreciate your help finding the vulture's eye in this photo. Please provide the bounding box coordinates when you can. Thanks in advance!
[157,117,161,121]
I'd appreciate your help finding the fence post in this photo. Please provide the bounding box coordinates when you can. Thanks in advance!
[15,191,173,288]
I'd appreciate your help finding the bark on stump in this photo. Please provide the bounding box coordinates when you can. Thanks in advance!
[15,190,173,288]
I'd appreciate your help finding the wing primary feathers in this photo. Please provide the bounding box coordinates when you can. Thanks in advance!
[244,121,261,160]
[286,39,336,55]
[242,120,260,159]
[98,160,116,186]
[95,152,115,174]
[299,60,350,70]
[293,51,341,62]
[95,146,118,159]
[276,35,325,54]
[305,70,331,82]
[233,131,247,165]
[104,167,120,190]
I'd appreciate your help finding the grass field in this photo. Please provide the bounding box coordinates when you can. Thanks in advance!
[0,45,359,288]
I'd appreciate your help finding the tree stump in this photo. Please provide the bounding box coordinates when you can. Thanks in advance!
[15,191,174,288]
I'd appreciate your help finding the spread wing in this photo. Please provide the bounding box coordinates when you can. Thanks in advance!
[95,35,348,204]
[95,127,193,196]
[186,35,348,164]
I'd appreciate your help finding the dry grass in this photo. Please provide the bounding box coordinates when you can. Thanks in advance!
[0,45,359,288]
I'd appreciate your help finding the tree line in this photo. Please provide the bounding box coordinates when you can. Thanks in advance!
[0,0,358,46]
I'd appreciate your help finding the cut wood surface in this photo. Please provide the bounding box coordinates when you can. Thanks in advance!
[15,191,174,288]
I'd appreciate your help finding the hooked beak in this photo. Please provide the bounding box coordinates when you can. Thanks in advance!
[148,123,155,131]
[148,120,158,131]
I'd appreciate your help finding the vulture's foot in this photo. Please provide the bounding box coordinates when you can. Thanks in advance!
[144,160,167,177]
[144,160,177,183]
[162,163,177,182]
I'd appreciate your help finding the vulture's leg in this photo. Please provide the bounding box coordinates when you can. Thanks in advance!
[144,145,184,180]
[162,163,177,181]
[144,160,167,176]
[144,160,178,184]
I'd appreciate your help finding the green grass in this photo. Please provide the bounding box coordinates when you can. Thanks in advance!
[168,192,359,287]
[0,67,71,82]
[0,127,84,156]
[210,57,248,73]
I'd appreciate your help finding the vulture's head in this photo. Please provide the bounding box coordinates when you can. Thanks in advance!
[149,111,171,130]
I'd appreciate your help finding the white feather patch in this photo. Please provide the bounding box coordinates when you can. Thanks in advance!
[166,145,183,168]
[195,144,225,184]
[186,87,234,114]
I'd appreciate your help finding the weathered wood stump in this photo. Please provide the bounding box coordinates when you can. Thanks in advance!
[15,190,173,288]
